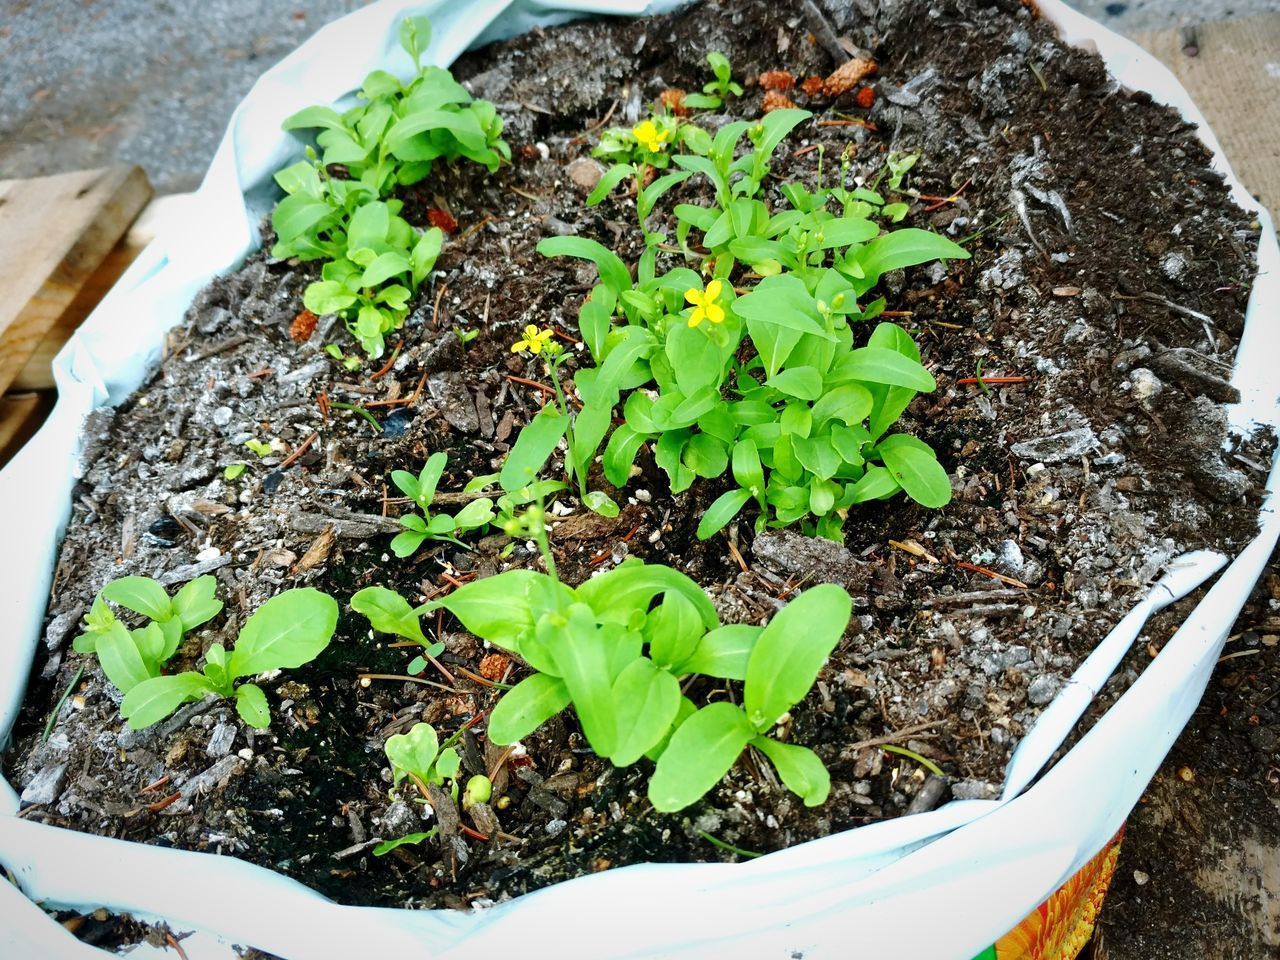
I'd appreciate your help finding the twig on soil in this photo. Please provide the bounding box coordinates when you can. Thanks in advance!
[164,934,191,960]
[889,539,940,564]
[817,118,877,131]
[508,186,543,203]
[955,375,1029,387]
[366,370,428,408]
[431,283,449,330]
[921,175,974,213]
[505,374,555,397]
[279,431,319,469]
[42,665,83,742]
[146,791,182,814]
[139,774,172,794]
[370,342,402,380]
[954,560,1028,589]
[246,367,274,379]
[799,0,849,64]
[457,216,494,243]
[583,98,620,136]
[726,537,749,574]
[845,719,951,753]
[188,334,248,362]
[358,673,464,694]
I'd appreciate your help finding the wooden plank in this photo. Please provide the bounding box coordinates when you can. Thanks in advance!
[0,392,52,469]
[1134,14,1280,221]
[10,193,187,391]
[0,166,152,396]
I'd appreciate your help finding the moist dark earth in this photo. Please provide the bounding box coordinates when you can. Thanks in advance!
[4,0,1270,923]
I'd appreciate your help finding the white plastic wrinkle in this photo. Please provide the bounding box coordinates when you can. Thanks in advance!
[1,0,1277,957]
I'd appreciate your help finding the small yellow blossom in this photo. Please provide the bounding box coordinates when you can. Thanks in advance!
[511,324,555,355]
[632,119,669,153]
[685,279,725,328]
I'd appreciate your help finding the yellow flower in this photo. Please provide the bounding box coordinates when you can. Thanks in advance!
[632,119,669,153]
[685,279,725,328]
[511,324,555,355]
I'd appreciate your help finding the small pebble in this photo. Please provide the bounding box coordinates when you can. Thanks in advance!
[261,471,285,495]
[381,408,415,439]
[1133,870,1150,886]
[145,516,182,548]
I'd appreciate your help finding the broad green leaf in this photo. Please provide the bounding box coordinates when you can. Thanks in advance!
[850,228,969,288]
[876,434,951,508]
[390,530,427,558]
[235,683,271,729]
[281,105,347,133]
[352,586,428,645]
[848,464,902,503]
[171,576,223,632]
[411,228,443,286]
[120,673,217,730]
[583,490,620,517]
[95,621,154,694]
[743,584,852,731]
[752,109,812,166]
[228,588,339,679]
[794,435,842,481]
[603,424,647,488]
[418,452,447,504]
[577,560,718,631]
[812,217,878,250]
[360,251,411,288]
[553,605,618,757]
[676,623,761,680]
[683,432,728,478]
[272,193,337,245]
[130,623,167,669]
[391,469,420,500]
[753,737,831,806]
[427,569,540,652]
[695,488,752,540]
[488,673,571,744]
[732,439,764,493]
[836,346,936,392]
[385,722,440,785]
[537,236,632,296]
[609,659,681,766]
[203,643,231,694]
[766,366,823,401]
[102,577,172,622]
[811,384,874,427]
[645,590,704,670]
[453,497,496,529]
[156,617,184,663]
[303,280,357,316]
[648,702,756,812]
[500,407,570,492]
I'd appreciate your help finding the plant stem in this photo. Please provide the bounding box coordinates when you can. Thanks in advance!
[328,400,383,432]
[697,830,762,859]
[43,665,84,742]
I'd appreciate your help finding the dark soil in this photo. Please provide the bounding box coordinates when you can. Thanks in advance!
[3,0,1269,914]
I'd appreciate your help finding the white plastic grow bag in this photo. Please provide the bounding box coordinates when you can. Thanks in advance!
[1,0,1277,956]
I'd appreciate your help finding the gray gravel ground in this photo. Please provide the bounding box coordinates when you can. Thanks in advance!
[0,0,1262,192]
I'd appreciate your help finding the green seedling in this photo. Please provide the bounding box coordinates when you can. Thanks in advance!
[462,774,492,810]
[372,831,438,857]
[388,452,495,557]
[244,439,274,458]
[353,504,852,811]
[681,51,744,110]
[119,588,338,730]
[385,721,461,794]
[223,463,247,481]
[73,576,224,696]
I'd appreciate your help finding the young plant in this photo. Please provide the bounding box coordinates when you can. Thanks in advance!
[119,588,338,730]
[681,51,744,110]
[384,721,461,794]
[389,452,495,557]
[352,505,853,812]
[500,325,622,517]
[73,576,223,695]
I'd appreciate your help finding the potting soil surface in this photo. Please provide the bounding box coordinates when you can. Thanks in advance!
[4,0,1271,912]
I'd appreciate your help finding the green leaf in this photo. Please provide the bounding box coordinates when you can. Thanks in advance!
[418,452,447,504]
[351,586,428,645]
[813,216,879,250]
[766,366,823,401]
[850,228,969,288]
[752,737,831,806]
[732,439,764,494]
[120,673,217,730]
[683,432,728,478]
[743,584,852,731]
[303,280,357,317]
[645,590,704,670]
[95,621,154,694]
[552,605,618,757]
[234,683,271,729]
[282,105,347,133]
[537,236,632,296]
[488,673,571,744]
[811,384,874,427]
[272,194,337,245]
[203,643,231,695]
[676,623,760,680]
[752,109,812,166]
[427,569,540,652]
[385,722,440,785]
[695,488,752,540]
[360,251,411,288]
[101,577,173,622]
[583,490,620,517]
[398,15,433,65]
[411,228,443,286]
[603,424,647,488]
[500,407,570,492]
[609,659,682,766]
[390,530,427,558]
[453,497,496,530]
[648,702,756,812]
[587,163,636,206]
[837,346,936,392]
[373,831,437,856]
[228,588,339,680]
[848,464,902,503]
[876,434,951,508]
[577,560,719,632]
[130,623,167,669]
[171,576,223,633]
